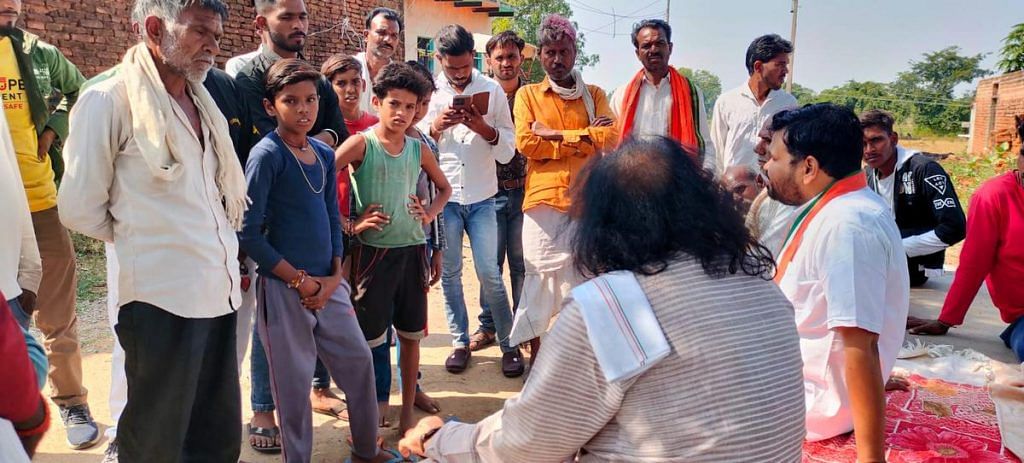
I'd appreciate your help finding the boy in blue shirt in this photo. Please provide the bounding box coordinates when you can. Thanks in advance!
[239,59,392,463]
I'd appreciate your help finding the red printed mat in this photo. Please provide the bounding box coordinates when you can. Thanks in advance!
[803,374,1021,462]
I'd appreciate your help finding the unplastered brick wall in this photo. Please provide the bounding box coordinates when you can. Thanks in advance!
[19,0,404,79]
[970,70,1024,155]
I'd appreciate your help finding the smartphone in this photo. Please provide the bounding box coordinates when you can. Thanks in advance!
[451,95,471,110]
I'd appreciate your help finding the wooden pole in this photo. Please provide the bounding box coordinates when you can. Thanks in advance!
[787,0,798,93]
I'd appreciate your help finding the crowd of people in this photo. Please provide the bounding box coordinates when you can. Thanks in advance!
[1,0,1022,462]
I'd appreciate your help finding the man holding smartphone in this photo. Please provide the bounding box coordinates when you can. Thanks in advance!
[420,25,523,377]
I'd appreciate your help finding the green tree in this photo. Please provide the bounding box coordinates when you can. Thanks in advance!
[678,67,721,113]
[815,80,906,118]
[997,23,1024,73]
[789,82,817,106]
[492,0,600,83]
[891,46,988,134]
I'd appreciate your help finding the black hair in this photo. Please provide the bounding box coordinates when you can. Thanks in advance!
[770,103,864,179]
[486,30,526,56]
[372,62,430,100]
[630,19,671,49]
[365,7,403,32]
[571,137,775,279]
[405,60,437,95]
[435,24,475,57]
[263,58,321,101]
[745,34,793,75]
[860,109,896,135]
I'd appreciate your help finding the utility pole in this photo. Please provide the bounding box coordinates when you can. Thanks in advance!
[786,0,798,93]
[666,0,670,21]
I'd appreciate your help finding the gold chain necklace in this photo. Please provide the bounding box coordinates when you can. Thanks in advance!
[278,131,325,194]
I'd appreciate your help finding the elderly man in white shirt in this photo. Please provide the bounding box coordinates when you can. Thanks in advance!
[763,104,909,463]
[711,34,797,174]
[0,108,41,331]
[611,19,716,173]
[57,2,247,462]
[355,7,402,116]
[420,25,523,378]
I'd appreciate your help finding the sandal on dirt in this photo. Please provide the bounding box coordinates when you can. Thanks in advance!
[313,402,349,422]
[247,424,282,454]
[468,330,496,351]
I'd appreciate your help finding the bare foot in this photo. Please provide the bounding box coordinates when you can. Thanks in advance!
[414,389,440,414]
[885,376,911,392]
[399,406,415,436]
[377,402,392,428]
[249,411,280,450]
[310,387,347,420]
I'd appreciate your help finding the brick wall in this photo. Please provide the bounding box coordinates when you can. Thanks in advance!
[19,0,404,79]
[969,70,1024,155]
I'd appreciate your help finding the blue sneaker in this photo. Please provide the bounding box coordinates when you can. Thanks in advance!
[59,404,101,450]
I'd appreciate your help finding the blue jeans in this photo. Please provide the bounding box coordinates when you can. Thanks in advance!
[250,326,332,413]
[370,328,424,402]
[1000,316,1024,363]
[441,199,516,353]
[9,295,30,329]
[479,188,525,333]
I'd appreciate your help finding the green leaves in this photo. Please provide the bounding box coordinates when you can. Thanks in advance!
[996,23,1024,73]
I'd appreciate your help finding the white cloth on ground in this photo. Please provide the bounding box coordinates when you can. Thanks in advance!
[0,419,30,463]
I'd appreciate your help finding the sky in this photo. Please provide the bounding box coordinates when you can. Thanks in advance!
[568,0,1024,95]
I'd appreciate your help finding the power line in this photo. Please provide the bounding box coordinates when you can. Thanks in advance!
[575,0,665,37]
[821,93,972,107]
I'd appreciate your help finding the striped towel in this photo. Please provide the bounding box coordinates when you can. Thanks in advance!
[570,271,671,384]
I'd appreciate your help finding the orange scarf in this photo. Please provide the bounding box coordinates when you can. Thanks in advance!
[774,171,868,283]
[617,70,703,158]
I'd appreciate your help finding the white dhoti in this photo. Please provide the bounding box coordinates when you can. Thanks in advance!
[509,205,584,346]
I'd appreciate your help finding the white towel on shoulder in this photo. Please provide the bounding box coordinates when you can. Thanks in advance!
[571,271,670,384]
[121,43,249,229]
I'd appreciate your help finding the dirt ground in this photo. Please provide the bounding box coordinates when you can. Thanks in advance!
[33,252,522,462]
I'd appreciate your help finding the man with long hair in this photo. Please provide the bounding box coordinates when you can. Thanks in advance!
[398,137,805,462]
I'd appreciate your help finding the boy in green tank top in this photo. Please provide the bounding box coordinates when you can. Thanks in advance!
[335,62,451,434]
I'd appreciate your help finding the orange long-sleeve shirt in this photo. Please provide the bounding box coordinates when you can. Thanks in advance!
[514,78,618,212]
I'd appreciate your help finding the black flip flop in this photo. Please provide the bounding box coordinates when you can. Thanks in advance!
[248,424,282,454]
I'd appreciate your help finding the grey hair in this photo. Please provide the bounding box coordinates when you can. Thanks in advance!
[131,0,228,30]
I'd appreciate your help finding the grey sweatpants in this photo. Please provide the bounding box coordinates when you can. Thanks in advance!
[256,276,379,462]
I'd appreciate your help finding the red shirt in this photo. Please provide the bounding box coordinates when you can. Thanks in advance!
[339,113,379,218]
[940,172,1024,326]
[0,294,43,423]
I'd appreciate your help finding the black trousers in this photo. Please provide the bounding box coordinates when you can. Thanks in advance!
[115,302,240,463]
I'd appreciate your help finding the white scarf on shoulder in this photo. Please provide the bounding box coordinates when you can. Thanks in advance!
[548,69,596,123]
[121,43,249,230]
[571,271,670,384]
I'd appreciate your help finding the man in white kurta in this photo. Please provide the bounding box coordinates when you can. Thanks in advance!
[711,34,797,173]
[764,103,908,460]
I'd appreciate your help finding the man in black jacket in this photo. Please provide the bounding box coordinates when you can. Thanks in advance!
[861,110,966,287]
[234,0,346,158]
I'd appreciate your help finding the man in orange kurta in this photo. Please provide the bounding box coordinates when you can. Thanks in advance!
[507,15,618,357]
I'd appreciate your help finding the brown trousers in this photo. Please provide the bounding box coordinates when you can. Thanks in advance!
[31,206,87,406]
